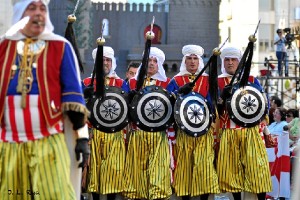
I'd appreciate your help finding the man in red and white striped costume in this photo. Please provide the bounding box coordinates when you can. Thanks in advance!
[216,46,272,200]
[166,45,220,200]
[83,46,129,200]
[0,1,90,199]
[123,47,173,200]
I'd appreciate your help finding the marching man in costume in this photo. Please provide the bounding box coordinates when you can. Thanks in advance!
[216,46,272,200]
[166,45,220,200]
[123,47,173,200]
[0,0,90,199]
[83,46,129,200]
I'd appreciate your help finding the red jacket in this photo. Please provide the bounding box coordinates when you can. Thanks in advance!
[0,40,70,127]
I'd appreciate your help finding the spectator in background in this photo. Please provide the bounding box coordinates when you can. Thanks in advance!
[268,107,288,136]
[274,29,287,76]
[269,96,282,124]
[286,109,299,123]
[125,62,139,82]
[284,109,300,148]
[284,109,300,187]
[268,107,290,200]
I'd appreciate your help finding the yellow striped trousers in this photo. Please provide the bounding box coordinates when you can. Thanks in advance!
[87,129,125,194]
[0,133,76,200]
[216,126,272,193]
[173,129,220,197]
[123,130,172,200]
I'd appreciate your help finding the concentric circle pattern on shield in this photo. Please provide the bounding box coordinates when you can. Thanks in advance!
[226,83,268,127]
[174,92,212,137]
[86,86,129,132]
[130,85,175,132]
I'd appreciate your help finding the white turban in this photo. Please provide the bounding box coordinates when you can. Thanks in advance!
[134,47,167,82]
[92,46,118,77]
[176,44,205,76]
[220,46,242,76]
[11,0,54,35]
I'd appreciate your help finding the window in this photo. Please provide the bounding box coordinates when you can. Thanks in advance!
[102,19,109,37]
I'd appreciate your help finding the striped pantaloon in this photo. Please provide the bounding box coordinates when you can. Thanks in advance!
[0,133,75,200]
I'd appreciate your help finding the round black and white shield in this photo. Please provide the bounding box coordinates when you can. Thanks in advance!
[174,92,212,137]
[130,85,174,132]
[226,84,268,127]
[86,86,129,133]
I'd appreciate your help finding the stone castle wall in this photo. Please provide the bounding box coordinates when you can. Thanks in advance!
[49,0,220,78]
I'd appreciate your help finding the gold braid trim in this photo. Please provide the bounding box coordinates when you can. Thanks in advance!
[61,102,90,119]
[17,38,34,108]
[144,76,151,87]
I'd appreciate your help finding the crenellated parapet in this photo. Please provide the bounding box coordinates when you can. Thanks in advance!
[49,0,220,78]
[92,2,167,13]
[169,0,221,6]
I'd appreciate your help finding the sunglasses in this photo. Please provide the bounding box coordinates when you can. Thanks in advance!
[286,114,292,117]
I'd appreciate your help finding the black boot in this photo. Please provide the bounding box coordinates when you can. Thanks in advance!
[107,193,116,200]
[92,192,100,200]
[181,195,189,200]
[200,193,209,200]
[232,192,241,200]
[257,192,266,200]
[181,195,190,200]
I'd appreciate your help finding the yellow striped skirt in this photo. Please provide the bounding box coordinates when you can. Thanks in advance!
[216,126,272,193]
[123,130,172,199]
[173,128,220,197]
[87,129,125,194]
